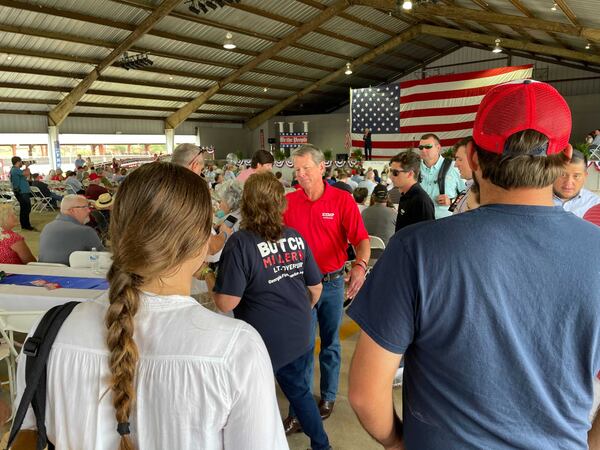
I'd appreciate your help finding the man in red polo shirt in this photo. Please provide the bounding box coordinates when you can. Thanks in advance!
[282,144,370,433]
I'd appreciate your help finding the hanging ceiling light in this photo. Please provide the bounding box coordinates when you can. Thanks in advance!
[223,32,236,50]
[551,2,558,11]
[344,62,353,75]
[492,38,503,53]
[402,0,413,10]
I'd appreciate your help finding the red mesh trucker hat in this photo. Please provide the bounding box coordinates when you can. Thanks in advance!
[473,79,571,155]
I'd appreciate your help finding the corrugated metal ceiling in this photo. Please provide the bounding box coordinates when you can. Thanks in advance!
[1,0,599,123]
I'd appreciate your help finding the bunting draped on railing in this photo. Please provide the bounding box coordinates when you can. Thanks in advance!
[238,159,363,169]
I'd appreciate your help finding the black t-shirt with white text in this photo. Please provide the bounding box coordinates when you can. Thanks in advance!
[215,227,322,371]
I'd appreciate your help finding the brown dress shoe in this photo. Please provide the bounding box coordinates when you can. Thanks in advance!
[283,415,302,435]
[318,399,335,420]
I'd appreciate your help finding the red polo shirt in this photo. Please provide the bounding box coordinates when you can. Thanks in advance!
[284,181,368,274]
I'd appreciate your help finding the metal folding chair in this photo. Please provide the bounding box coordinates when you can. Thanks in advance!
[589,144,600,162]
[30,186,55,212]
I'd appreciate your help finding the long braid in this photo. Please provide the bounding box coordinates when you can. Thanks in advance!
[102,162,214,447]
[105,267,141,450]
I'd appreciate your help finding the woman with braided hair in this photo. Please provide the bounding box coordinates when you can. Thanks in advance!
[15,162,288,449]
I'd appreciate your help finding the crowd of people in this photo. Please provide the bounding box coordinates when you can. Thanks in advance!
[4,80,600,450]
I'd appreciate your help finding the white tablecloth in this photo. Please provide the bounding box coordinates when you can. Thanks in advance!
[0,264,106,311]
[0,265,209,311]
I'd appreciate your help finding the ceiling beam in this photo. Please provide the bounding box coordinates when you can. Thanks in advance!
[505,0,573,49]
[227,2,403,72]
[0,46,304,93]
[0,110,244,123]
[47,0,183,127]
[410,4,600,43]
[0,64,289,101]
[165,0,351,130]
[0,23,336,85]
[245,25,421,130]
[0,97,255,117]
[0,0,399,76]
[0,82,271,108]
[465,43,600,75]
[113,0,407,73]
[420,24,600,65]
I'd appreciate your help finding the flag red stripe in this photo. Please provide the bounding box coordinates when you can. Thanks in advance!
[399,121,475,134]
[400,65,533,89]
[400,104,480,119]
[352,138,463,149]
[401,86,493,104]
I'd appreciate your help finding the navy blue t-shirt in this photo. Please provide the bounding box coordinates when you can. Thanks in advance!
[348,204,600,449]
[215,227,322,371]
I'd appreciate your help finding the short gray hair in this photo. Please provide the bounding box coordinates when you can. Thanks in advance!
[172,143,201,167]
[291,144,324,165]
[218,180,243,212]
[60,194,87,213]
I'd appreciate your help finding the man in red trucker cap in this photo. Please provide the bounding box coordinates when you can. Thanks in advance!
[347,80,600,450]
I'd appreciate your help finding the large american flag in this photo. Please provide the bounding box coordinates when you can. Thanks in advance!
[350,65,534,159]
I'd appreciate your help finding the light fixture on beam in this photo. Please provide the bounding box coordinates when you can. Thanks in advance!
[492,38,503,54]
[586,42,591,50]
[223,32,236,50]
[187,0,240,14]
[402,0,413,10]
[263,87,268,92]
[117,52,154,70]
[551,2,558,11]
[344,62,353,75]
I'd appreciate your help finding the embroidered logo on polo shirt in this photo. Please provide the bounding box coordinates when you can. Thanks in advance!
[322,212,335,220]
[400,209,406,215]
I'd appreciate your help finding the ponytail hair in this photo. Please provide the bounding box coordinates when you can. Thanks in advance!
[105,162,213,448]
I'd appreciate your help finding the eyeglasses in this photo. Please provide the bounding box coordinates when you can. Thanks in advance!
[391,169,410,176]
[71,205,90,210]
[418,144,434,150]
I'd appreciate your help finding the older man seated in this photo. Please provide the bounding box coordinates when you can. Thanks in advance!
[39,194,105,265]
[85,172,109,200]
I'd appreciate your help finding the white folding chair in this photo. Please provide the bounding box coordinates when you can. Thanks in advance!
[31,186,55,212]
[30,186,55,212]
[0,310,44,403]
[69,251,112,269]
[369,235,386,266]
[27,262,68,267]
[0,340,13,413]
[589,144,600,162]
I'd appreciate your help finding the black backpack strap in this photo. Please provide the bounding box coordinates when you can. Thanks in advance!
[436,158,453,196]
[6,301,79,450]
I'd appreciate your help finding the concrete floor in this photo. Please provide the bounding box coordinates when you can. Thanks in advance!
[279,330,403,450]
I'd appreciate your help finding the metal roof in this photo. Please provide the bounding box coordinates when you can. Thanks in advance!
[1,0,599,125]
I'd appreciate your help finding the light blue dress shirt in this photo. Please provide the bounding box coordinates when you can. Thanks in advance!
[420,157,466,219]
[553,188,600,218]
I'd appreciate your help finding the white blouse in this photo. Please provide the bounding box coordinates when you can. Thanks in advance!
[16,293,289,450]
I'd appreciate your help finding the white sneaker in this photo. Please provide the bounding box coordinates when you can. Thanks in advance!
[392,367,404,389]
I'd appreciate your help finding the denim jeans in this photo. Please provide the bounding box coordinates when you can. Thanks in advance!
[276,350,330,450]
[14,192,32,229]
[290,275,345,416]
